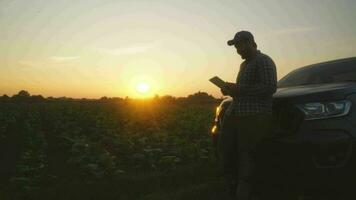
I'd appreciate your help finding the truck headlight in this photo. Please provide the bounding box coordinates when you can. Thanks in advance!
[296,100,351,120]
[214,106,222,122]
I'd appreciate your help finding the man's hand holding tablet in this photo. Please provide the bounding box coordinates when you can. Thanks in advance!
[209,76,237,97]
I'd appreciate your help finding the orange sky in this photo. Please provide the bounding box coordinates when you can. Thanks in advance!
[1,0,356,98]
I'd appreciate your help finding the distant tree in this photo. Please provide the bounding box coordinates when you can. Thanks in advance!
[176,97,186,102]
[111,97,123,102]
[30,95,45,102]
[100,96,108,101]
[11,90,31,102]
[160,95,176,103]
[47,96,55,101]
[0,94,10,102]
[57,97,73,101]
[99,96,122,103]
[186,91,217,103]
[18,90,30,97]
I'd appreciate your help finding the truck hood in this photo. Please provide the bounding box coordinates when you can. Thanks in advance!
[273,82,356,103]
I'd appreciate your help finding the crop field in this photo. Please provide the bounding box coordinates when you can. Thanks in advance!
[0,99,226,200]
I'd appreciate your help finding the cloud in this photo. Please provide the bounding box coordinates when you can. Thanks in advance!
[98,41,161,56]
[48,56,80,62]
[18,56,80,67]
[18,60,44,67]
[261,26,317,38]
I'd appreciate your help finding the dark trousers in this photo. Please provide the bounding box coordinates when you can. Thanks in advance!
[220,113,273,198]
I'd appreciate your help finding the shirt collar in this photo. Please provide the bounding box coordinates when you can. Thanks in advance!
[246,50,261,61]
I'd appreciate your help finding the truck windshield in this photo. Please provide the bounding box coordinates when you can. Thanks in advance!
[277,58,356,88]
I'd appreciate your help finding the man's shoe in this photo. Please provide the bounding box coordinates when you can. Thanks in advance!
[235,180,251,200]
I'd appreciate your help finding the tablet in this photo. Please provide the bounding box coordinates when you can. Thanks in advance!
[209,76,227,89]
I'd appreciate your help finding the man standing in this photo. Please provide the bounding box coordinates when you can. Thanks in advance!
[220,31,277,200]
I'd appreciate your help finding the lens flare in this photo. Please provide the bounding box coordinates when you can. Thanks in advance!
[136,82,150,94]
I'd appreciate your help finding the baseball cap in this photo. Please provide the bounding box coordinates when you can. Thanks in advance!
[227,31,255,46]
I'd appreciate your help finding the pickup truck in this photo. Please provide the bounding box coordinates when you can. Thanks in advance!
[211,57,356,199]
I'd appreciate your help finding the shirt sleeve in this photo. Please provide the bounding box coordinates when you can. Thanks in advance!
[234,55,277,96]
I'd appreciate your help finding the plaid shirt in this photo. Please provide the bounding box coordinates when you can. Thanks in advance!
[226,50,277,117]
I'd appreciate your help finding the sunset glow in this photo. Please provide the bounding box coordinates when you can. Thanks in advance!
[136,82,150,94]
[1,0,356,98]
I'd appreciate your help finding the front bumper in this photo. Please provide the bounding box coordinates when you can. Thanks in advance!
[254,124,356,192]
[211,113,356,192]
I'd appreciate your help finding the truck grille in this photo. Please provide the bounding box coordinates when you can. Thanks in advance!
[273,103,304,135]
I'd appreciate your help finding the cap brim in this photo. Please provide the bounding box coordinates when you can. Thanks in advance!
[227,39,235,46]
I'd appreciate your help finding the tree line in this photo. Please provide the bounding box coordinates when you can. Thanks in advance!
[0,90,223,104]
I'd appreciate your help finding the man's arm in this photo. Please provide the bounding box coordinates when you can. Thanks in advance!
[231,56,277,97]
[221,82,237,97]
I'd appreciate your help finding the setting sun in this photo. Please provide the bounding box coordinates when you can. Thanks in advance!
[136,82,150,94]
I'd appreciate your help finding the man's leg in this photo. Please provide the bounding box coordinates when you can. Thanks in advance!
[235,143,254,200]
[220,116,239,199]
[235,114,273,200]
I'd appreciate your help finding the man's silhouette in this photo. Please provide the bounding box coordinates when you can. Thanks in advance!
[220,31,277,200]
